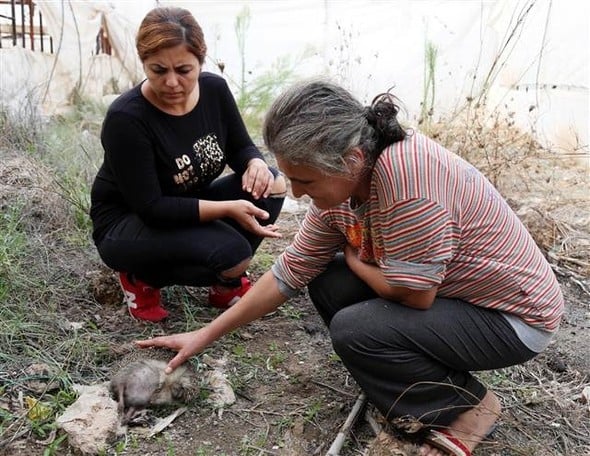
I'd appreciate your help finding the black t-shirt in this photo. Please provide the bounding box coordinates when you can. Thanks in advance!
[90,72,264,242]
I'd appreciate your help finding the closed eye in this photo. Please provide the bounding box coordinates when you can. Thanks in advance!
[175,66,193,74]
[151,66,167,74]
[149,65,194,75]
[288,177,314,185]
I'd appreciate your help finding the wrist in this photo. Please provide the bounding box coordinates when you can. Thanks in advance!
[199,200,233,221]
[219,200,233,218]
[248,158,266,168]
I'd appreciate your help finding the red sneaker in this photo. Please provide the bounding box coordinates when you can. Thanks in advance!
[208,276,252,309]
[119,272,169,322]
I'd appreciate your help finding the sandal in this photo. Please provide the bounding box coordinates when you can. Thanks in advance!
[423,429,471,456]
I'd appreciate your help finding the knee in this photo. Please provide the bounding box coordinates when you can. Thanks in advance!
[329,305,367,355]
[211,235,252,275]
[219,257,251,279]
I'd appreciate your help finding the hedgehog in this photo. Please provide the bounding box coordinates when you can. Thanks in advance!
[108,346,199,424]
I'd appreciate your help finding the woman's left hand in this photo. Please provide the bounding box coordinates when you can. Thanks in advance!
[243,158,274,199]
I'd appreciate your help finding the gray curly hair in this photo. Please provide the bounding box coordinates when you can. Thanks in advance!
[263,80,406,175]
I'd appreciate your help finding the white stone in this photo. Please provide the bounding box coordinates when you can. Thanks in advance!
[55,383,120,455]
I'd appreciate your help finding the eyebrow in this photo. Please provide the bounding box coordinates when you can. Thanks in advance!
[150,63,193,70]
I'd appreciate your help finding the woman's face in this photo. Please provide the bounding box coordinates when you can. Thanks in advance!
[143,44,200,111]
[277,157,357,209]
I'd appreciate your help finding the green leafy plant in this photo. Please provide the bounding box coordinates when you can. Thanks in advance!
[279,303,304,320]
[42,433,68,456]
[250,251,275,275]
[234,6,251,105]
[266,341,286,370]
[419,40,438,129]
[303,400,322,425]
[22,386,77,442]
[228,6,310,139]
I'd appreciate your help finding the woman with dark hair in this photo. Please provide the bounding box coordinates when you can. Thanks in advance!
[138,80,563,456]
[90,7,286,322]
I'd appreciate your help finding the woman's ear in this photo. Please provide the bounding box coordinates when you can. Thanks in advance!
[344,147,366,175]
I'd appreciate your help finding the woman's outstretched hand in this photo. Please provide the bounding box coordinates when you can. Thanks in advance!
[135,330,205,374]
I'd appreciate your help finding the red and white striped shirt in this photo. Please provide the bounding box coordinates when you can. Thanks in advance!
[274,133,564,331]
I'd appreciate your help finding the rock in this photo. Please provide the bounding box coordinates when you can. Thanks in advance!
[55,383,119,455]
[547,355,567,373]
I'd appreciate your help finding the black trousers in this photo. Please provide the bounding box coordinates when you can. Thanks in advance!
[95,171,284,288]
[307,254,537,427]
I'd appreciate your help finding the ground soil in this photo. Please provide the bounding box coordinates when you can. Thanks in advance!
[1,157,589,456]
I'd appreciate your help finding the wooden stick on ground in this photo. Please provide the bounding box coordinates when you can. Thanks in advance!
[365,408,383,436]
[326,392,368,456]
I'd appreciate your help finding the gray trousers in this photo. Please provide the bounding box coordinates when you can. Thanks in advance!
[307,254,537,426]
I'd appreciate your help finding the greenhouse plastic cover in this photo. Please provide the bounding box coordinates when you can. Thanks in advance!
[0,0,587,154]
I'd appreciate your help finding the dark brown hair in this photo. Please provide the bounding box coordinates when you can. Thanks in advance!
[136,7,207,63]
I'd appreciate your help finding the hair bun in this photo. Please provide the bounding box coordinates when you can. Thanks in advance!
[363,106,378,126]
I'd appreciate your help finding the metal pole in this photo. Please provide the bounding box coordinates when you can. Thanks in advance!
[39,9,44,52]
[20,0,25,47]
[28,0,34,51]
[10,0,17,46]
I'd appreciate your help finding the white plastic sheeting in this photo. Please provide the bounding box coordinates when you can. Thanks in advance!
[0,1,142,114]
[0,0,587,153]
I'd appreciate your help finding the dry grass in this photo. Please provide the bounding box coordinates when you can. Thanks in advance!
[423,101,590,282]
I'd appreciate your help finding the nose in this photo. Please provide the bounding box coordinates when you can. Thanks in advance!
[290,182,305,198]
[164,73,179,87]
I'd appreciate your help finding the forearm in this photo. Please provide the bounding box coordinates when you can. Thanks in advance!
[198,200,231,222]
[347,255,437,309]
[198,270,287,342]
[136,270,288,372]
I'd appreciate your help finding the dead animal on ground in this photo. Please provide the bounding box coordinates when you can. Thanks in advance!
[109,358,198,424]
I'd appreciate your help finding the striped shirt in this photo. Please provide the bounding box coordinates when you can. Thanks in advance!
[273,133,564,331]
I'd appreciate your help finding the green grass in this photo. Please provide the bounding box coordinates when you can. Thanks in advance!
[0,203,27,299]
[250,251,276,275]
[0,98,116,449]
[226,4,309,140]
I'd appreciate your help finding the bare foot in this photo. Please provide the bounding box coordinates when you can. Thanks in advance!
[419,390,501,456]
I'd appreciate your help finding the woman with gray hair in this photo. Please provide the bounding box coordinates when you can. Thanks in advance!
[139,80,563,456]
